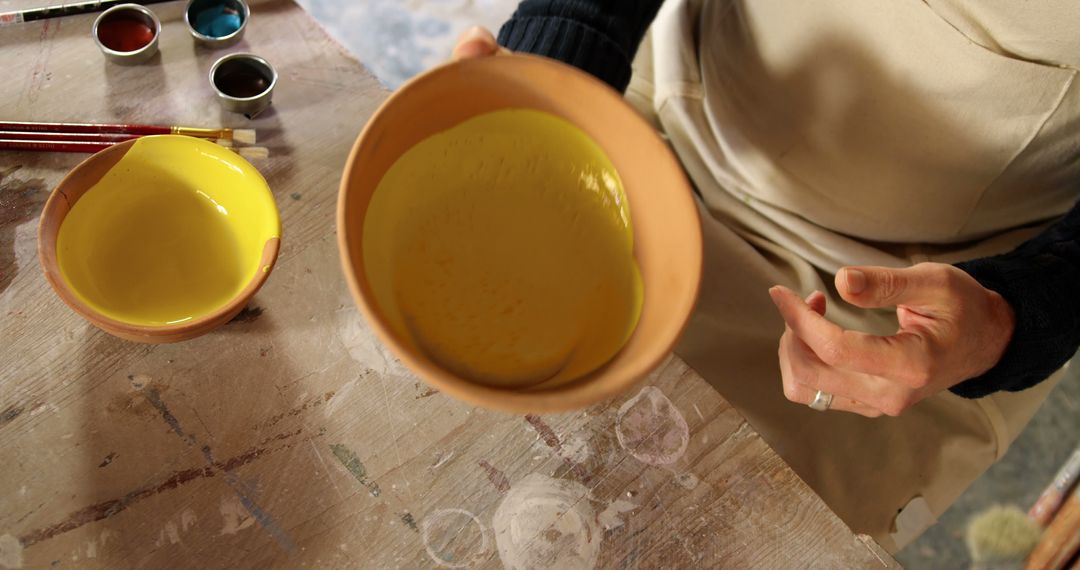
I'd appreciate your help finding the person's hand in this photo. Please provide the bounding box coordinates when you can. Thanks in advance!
[768,263,1015,417]
[451,26,509,61]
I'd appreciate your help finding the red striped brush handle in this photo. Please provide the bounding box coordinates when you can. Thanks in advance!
[0,139,113,153]
[0,121,172,135]
[0,131,139,143]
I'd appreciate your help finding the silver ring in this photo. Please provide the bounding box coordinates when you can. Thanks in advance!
[809,390,833,412]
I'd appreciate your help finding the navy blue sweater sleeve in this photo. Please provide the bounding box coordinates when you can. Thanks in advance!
[951,200,1080,398]
[496,0,664,92]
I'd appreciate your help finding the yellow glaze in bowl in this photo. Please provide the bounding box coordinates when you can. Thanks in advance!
[363,109,644,389]
[338,55,703,414]
[39,135,281,343]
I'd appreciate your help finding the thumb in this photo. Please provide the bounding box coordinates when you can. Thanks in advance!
[452,26,503,61]
[835,264,949,309]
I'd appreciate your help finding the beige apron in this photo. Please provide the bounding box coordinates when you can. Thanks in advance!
[627,0,1080,552]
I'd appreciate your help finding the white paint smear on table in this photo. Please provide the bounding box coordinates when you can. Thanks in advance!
[420,508,489,568]
[181,508,197,532]
[324,378,357,417]
[615,386,689,466]
[337,311,412,376]
[220,495,257,535]
[561,436,592,464]
[12,218,38,287]
[155,509,198,547]
[164,522,180,545]
[0,534,22,569]
[596,499,640,531]
[85,529,116,560]
[429,450,455,470]
[493,473,600,570]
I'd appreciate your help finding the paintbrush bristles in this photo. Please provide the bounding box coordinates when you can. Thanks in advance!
[206,139,266,159]
[966,505,1041,568]
[236,146,269,160]
[231,129,257,145]
[213,137,266,156]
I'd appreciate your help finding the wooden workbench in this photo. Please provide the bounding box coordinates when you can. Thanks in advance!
[0,1,900,567]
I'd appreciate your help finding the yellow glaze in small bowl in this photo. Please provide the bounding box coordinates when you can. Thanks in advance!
[39,135,280,343]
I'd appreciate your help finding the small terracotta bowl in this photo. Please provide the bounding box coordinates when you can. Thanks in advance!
[39,135,280,343]
[338,54,702,414]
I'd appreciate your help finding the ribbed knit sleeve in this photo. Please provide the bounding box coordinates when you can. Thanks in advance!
[952,199,1080,398]
[497,0,664,92]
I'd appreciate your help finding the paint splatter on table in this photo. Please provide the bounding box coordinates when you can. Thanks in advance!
[0,1,898,568]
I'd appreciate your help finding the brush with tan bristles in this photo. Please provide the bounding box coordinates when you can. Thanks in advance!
[966,505,1042,569]
[965,445,1080,570]
[227,144,269,160]
[0,121,256,144]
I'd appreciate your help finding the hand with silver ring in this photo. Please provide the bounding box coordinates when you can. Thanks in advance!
[774,291,882,416]
[769,263,1014,418]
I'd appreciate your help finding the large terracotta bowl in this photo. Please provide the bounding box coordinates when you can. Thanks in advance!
[38,135,280,343]
[338,54,702,413]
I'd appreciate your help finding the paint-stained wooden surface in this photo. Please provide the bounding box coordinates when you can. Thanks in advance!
[0,1,900,568]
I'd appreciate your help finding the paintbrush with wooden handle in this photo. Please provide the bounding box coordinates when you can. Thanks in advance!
[0,0,176,26]
[0,121,257,144]
[0,138,269,159]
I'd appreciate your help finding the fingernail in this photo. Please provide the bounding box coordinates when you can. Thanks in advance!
[845,269,866,294]
[460,25,487,42]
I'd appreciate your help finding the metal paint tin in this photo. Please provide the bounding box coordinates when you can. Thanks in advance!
[209,53,277,118]
[92,4,161,65]
[184,0,250,48]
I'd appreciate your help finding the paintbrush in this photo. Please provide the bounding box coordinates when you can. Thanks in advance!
[0,138,270,159]
[0,131,139,143]
[0,121,257,144]
[1026,481,1080,570]
[1029,446,1080,528]
[0,0,176,26]
[964,444,1080,570]
[965,505,1042,570]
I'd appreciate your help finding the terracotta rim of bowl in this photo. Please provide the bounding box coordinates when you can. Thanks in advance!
[337,54,703,414]
[37,137,281,344]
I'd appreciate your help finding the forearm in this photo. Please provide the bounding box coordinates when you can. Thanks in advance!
[952,199,1080,398]
[497,0,664,92]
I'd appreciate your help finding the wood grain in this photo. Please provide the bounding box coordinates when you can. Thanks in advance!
[0,1,899,567]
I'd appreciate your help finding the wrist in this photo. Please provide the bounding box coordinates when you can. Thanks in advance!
[978,290,1016,378]
[951,252,1078,398]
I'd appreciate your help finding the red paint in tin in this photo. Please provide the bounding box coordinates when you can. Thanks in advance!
[97,17,155,52]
